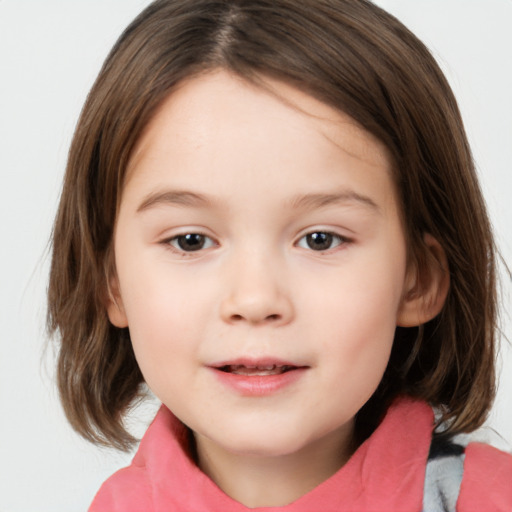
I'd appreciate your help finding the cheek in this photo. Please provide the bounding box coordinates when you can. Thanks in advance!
[303,249,406,377]
[311,295,397,413]
[115,259,208,380]
[305,255,405,331]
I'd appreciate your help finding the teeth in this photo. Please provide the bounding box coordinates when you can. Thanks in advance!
[224,365,293,376]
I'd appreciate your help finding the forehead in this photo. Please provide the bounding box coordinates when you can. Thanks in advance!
[126,70,393,186]
[117,69,403,232]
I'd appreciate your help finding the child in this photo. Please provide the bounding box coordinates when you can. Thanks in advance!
[47,0,512,510]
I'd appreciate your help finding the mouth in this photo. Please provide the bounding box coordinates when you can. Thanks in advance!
[216,364,298,376]
[209,359,308,395]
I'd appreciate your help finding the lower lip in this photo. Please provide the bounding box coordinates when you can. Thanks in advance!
[210,368,307,396]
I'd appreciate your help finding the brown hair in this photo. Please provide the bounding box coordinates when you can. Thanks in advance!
[48,0,498,450]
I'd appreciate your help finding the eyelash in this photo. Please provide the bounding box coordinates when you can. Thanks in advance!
[296,231,349,252]
[163,232,217,256]
[161,230,350,257]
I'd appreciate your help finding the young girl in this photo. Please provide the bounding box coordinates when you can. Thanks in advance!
[48,0,512,510]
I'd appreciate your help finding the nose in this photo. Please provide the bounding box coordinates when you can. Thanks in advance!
[219,252,294,326]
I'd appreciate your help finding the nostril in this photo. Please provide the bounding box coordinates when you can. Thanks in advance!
[229,313,281,323]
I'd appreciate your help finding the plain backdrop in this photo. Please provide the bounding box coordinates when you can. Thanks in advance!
[1,1,511,511]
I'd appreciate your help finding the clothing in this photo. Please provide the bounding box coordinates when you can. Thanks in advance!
[423,434,466,511]
[89,397,512,511]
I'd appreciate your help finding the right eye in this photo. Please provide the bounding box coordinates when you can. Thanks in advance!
[166,233,216,253]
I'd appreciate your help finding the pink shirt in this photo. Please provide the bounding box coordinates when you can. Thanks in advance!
[90,397,512,511]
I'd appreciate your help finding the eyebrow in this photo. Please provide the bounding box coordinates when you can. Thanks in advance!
[137,190,212,212]
[136,189,380,213]
[288,191,380,213]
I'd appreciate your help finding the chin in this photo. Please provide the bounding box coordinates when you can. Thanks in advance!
[208,426,313,458]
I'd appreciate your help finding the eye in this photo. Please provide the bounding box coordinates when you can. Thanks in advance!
[296,231,346,251]
[167,233,216,252]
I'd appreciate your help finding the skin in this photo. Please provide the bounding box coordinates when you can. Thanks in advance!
[108,70,448,507]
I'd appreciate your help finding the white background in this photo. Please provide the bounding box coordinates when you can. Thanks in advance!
[0,1,511,511]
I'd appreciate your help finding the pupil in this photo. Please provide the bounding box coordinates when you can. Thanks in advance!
[178,234,204,251]
[307,232,332,251]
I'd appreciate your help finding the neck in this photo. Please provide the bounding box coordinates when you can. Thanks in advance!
[194,424,355,508]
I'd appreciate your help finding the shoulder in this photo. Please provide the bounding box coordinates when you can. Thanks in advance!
[457,442,512,511]
[88,464,153,512]
[88,405,185,512]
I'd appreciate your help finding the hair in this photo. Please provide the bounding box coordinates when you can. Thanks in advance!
[48,0,498,450]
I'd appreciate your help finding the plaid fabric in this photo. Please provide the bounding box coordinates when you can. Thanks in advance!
[423,434,466,512]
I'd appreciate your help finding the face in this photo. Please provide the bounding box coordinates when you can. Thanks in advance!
[109,70,413,462]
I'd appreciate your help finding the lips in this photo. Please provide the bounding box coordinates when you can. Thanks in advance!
[211,358,305,374]
[217,364,296,376]
[209,359,308,396]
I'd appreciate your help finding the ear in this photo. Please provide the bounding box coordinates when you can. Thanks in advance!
[397,233,450,327]
[106,274,129,328]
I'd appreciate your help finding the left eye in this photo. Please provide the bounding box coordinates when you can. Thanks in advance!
[168,233,216,252]
[296,231,346,251]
